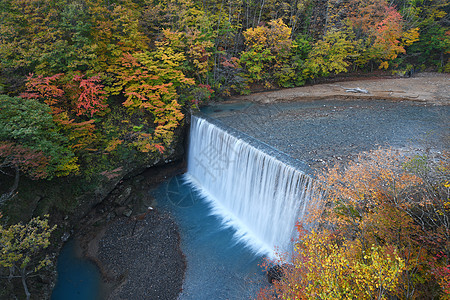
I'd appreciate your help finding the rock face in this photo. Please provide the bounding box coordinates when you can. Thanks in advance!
[70,121,187,222]
[1,120,187,300]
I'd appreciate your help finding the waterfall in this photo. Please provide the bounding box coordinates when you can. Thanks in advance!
[185,115,323,258]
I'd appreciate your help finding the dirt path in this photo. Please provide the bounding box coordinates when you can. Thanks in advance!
[233,73,450,105]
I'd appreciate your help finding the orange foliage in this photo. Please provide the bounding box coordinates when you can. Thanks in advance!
[315,148,423,230]
[0,142,49,179]
[107,44,194,153]
[262,149,448,299]
[23,73,108,118]
[70,74,108,117]
[22,73,104,151]
[348,0,419,68]
[348,0,389,33]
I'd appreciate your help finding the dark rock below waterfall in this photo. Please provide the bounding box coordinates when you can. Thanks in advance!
[267,264,293,284]
[268,264,285,284]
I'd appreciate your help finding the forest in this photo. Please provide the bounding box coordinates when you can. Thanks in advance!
[0,0,449,299]
[1,0,449,190]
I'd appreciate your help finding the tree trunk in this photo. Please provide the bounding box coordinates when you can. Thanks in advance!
[8,266,14,281]
[0,165,19,206]
[257,0,265,25]
[21,267,31,300]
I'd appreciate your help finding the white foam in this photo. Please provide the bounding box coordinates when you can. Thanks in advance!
[186,116,323,258]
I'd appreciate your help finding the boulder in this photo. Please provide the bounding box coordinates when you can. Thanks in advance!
[267,263,293,284]
[267,264,284,284]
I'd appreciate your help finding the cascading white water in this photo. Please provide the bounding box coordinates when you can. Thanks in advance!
[185,115,323,258]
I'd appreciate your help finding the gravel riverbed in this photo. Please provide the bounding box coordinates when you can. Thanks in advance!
[96,211,185,300]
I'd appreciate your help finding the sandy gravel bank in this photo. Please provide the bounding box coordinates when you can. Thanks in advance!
[234,73,449,105]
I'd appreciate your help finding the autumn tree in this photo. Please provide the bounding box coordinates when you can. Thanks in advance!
[140,0,226,94]
[107,34,194,153]
[303,28,355,79]
[240,19,306,88]
[0,215,56,300]
[54,1,96,74]
[0,95,79,204]
[260,149,449,299]
[23,72,108,119]
[22,73,106,152]
[314,149,448,298]
[0,0,66,92]
[347,0,419,70]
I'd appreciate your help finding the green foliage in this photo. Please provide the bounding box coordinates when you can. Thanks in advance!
[397,0,449,70]
[240,19,307,88]
[286,35,313,86]
[46,1,96,74]
[408,25,450,71]
[0,95,78,177]
[0,215,55,270]
[0,214,56,300]
[303,29,355,78]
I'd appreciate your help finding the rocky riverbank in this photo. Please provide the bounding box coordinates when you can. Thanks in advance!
[85,211,185,300]
[75,161,187,300]
[210,73,449,170]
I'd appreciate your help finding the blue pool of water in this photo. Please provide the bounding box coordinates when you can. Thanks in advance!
[52,174,269,300]
[51,239,102,300]
[151,174,269,300]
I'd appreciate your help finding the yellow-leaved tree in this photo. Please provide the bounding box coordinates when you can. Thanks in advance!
[0,215,56,300]
[240,19,302,88]
[259,230,405,300]
[303,28,356,79]
[107,30,195,154]
[259,149,449,299]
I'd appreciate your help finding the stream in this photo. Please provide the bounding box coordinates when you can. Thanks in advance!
[51,239,102,300]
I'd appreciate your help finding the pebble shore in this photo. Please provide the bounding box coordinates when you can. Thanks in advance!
[95,211,185,299]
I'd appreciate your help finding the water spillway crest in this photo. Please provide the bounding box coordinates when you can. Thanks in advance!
[185,115,323,258]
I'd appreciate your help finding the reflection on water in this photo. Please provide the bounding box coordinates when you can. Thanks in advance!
[151,175,269,300]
